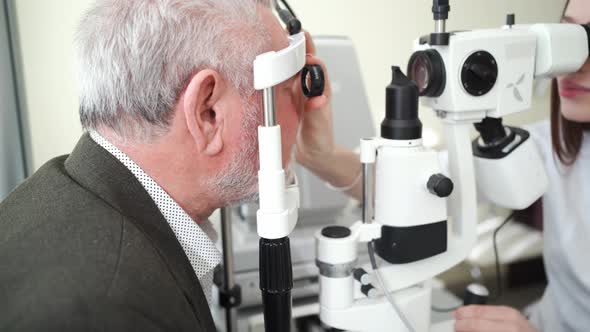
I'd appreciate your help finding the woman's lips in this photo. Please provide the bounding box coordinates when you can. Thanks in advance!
[560,80,590,98]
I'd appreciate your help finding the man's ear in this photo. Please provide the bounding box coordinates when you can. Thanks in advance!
[183,69,226,156]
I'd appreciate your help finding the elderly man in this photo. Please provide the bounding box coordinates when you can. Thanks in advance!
[0,0,367,331]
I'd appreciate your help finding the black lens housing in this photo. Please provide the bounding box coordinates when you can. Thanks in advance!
[407,49,446,97]
[460,51,498,97]
[381,67,422,140]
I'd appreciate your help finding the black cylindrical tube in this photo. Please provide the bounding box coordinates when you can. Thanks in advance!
[262,292,292,331]
[474,117,506,145]
[259,237,293,332]
[432,0,450,20]
[277,9,301,35]
[463,283,489,306]
[381,66,422,140]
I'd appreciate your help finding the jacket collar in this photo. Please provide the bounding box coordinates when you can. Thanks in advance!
[64,133,214,328]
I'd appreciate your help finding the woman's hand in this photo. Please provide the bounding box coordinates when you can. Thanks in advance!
[454,305,539,332]
[294,31,335,167]
[292,31,362,200]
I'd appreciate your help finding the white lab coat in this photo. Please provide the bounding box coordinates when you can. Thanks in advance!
[526,121,590,332]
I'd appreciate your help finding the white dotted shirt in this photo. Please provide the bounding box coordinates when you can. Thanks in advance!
[90,132,222,305]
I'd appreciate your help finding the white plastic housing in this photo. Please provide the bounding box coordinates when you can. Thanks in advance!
[256,126,298,239]
[319,285,432,332]
[474,137,548,210]
[370,123,477,292]
[416,23,589,119]
[360,138,377,163]
[316,229,358,265]
[374,144,447,228]
[253,32,306,90]
[257,126,285,212]
[319,276,354,310]
[528,24,589,78]
[317,124,478,331]
[416,27,537,118]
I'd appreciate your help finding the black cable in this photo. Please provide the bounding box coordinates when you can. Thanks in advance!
[279,0,298,19]
[274,0,301,35]
[367,241,378,270]
[431,212,515,312]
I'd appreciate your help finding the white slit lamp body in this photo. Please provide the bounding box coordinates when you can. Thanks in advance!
[316,23,589,332]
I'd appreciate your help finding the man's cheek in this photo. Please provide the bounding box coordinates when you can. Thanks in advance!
[288,112,301,144]
[293,90,304,119]
[281,122,295,150]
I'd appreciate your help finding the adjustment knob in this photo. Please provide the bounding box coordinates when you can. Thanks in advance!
[360,284,379,298]
[506,13,516,27]
[321,226,351,239]
[353,268,371,285]
[463,283,490,305]
[427,173,454,197]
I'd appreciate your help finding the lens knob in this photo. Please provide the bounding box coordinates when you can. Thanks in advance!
[427,173,453,198]
[461,51,498,96]
[463,283,490,305]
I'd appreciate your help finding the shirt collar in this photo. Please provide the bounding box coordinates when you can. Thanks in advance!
[88,131,221,278]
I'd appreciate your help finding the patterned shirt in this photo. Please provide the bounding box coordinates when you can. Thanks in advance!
[90,132,221,305]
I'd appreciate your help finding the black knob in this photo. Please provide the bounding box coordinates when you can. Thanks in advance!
[286,19,302,35]
[463,283,489,305]
[360,284,378,298]
[301,65,325,97]
[353,268,371,285]
[460,51,498,97]
[427,173,454,198]
[321,226,351,239]
[506,13,515,27]
[277,9,301,35]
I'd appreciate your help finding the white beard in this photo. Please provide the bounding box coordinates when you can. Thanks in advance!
[208,97,299,207]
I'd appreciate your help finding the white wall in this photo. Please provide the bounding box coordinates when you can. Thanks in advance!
[12,0,91,171]
[13,0,566,170]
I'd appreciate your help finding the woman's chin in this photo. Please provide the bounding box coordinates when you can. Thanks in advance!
[561,109,590,123]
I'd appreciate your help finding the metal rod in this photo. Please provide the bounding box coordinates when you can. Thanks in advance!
[362,163,373,224]
[280,0,298,19]
[220,207,238,332]
[435,19,446,34]
[263,87,277,127]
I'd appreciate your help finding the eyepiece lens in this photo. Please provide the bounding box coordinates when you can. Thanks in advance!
[411,54,431,94]
[407,49,446,97]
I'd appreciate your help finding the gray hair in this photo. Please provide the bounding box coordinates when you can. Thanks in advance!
[76,0,271,141]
